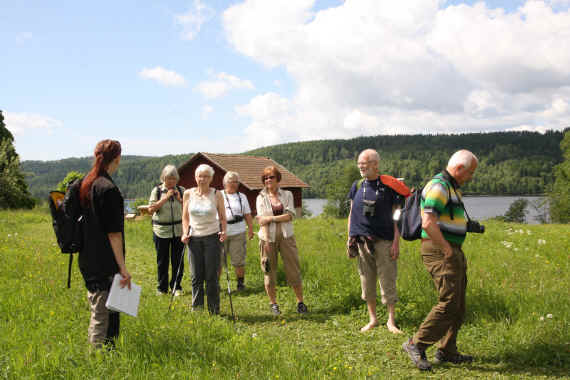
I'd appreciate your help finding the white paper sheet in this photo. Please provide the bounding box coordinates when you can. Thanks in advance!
[105,274,141,317]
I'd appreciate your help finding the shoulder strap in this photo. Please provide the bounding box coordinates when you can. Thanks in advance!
[176,185,183,198]
[432,173,468,221]
[237,192,244,214]
[154,185,161,202]
[355,178,365,191]
[223,190,235,219]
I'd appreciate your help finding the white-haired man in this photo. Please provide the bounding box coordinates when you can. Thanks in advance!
[403,149,478,371]
[347,149,404,334]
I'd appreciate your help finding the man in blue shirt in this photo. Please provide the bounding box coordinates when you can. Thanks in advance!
[347,149,403,334]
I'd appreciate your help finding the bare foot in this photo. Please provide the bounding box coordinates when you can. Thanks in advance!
[360,321,379,332]
[386,322,403,334]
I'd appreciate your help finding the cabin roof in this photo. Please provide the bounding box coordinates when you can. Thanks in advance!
[179,152,310,190]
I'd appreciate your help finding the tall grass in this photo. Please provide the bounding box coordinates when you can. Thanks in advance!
[0,207,568,379]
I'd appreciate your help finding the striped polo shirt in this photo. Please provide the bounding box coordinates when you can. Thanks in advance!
[420,172,467,245]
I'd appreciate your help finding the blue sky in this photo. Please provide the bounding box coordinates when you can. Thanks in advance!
[2,0,569,161]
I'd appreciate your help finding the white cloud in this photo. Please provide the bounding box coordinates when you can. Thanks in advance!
[506,125,549,134]
[175,0,215,40]
[196,72,254,99]
[224,0,570,148]
[139,66,186,87]
[202,104,214,119]
[4,112,63,135]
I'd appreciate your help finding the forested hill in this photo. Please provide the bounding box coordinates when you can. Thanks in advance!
[247,131,565,197]
[21,154,190,200]
[21,131,565,200]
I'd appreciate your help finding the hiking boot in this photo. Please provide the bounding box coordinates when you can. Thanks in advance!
[402,339,432,371]
[297,302,308,314]
[174,289,184,297]
[156,289,167,296]
[236,278,245,291]
[433,350,473,364]
[270,303,281,316]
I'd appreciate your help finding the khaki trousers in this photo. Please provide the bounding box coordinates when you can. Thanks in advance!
[413,240,467,354]
[223,232,247,268]
[87,289,120,348]
[259,227,302,288]
[357,238,398,305]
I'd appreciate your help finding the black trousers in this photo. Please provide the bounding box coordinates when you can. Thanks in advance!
[153,234,185,292]
[189,233,221,314]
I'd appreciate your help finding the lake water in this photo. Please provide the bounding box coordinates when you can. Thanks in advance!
[304,196,547,224]
[127,196,547,224]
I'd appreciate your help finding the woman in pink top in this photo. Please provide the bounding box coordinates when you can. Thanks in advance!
[182,164,227,314]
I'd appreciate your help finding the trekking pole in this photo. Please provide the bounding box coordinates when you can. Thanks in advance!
[66,254,73,288]
[222,244,236,322]
[168,243,187,312]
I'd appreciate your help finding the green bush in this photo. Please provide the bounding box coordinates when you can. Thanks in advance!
[549,129,570,223]
[55,171,84,192]
[504,198,529,223]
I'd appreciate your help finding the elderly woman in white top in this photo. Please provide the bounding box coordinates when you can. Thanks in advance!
[220,171,254,291]
[257,165,307,316]
[148,165,185,296]
[182,164,227,314]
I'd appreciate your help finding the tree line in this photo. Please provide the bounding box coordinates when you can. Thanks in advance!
[19,131,565,202]
[248,131,564,198]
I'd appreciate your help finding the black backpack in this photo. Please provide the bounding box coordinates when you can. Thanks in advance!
[48,180,86,288]
[396,187,424,241]
[397,175,453,241]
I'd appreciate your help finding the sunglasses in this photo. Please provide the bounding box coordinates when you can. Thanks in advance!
[264,175,276,181]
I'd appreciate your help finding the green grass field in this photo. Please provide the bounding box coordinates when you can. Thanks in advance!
[0,207,568,379]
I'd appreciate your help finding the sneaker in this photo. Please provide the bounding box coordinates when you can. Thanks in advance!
[433,350,473,364]
[402,339,432,371]
[174,289,184,297]
[270,303,281,316]
[297,302,308,314]
[156,290,167,296]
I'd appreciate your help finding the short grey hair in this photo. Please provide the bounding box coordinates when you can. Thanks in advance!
[359,149,380,164]
[195,164,214,177]
[160,165,180,182]
[448,150,478,170]
[223,171,240,186]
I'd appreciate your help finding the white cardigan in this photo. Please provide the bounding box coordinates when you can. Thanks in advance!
[256,188,296,242]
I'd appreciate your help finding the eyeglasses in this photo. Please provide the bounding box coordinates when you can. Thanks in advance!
[264,175,276,181]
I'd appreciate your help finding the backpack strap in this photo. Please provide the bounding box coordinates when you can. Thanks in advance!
[153,184,162,202]
[432,172,462,221]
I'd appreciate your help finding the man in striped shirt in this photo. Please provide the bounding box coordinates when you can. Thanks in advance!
[403,150,478,371]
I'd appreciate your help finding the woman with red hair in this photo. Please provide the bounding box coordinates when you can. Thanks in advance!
[78,139,131,349]
[256,166,307,316]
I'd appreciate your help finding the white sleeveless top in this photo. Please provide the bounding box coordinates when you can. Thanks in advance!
[188,188,219,237]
